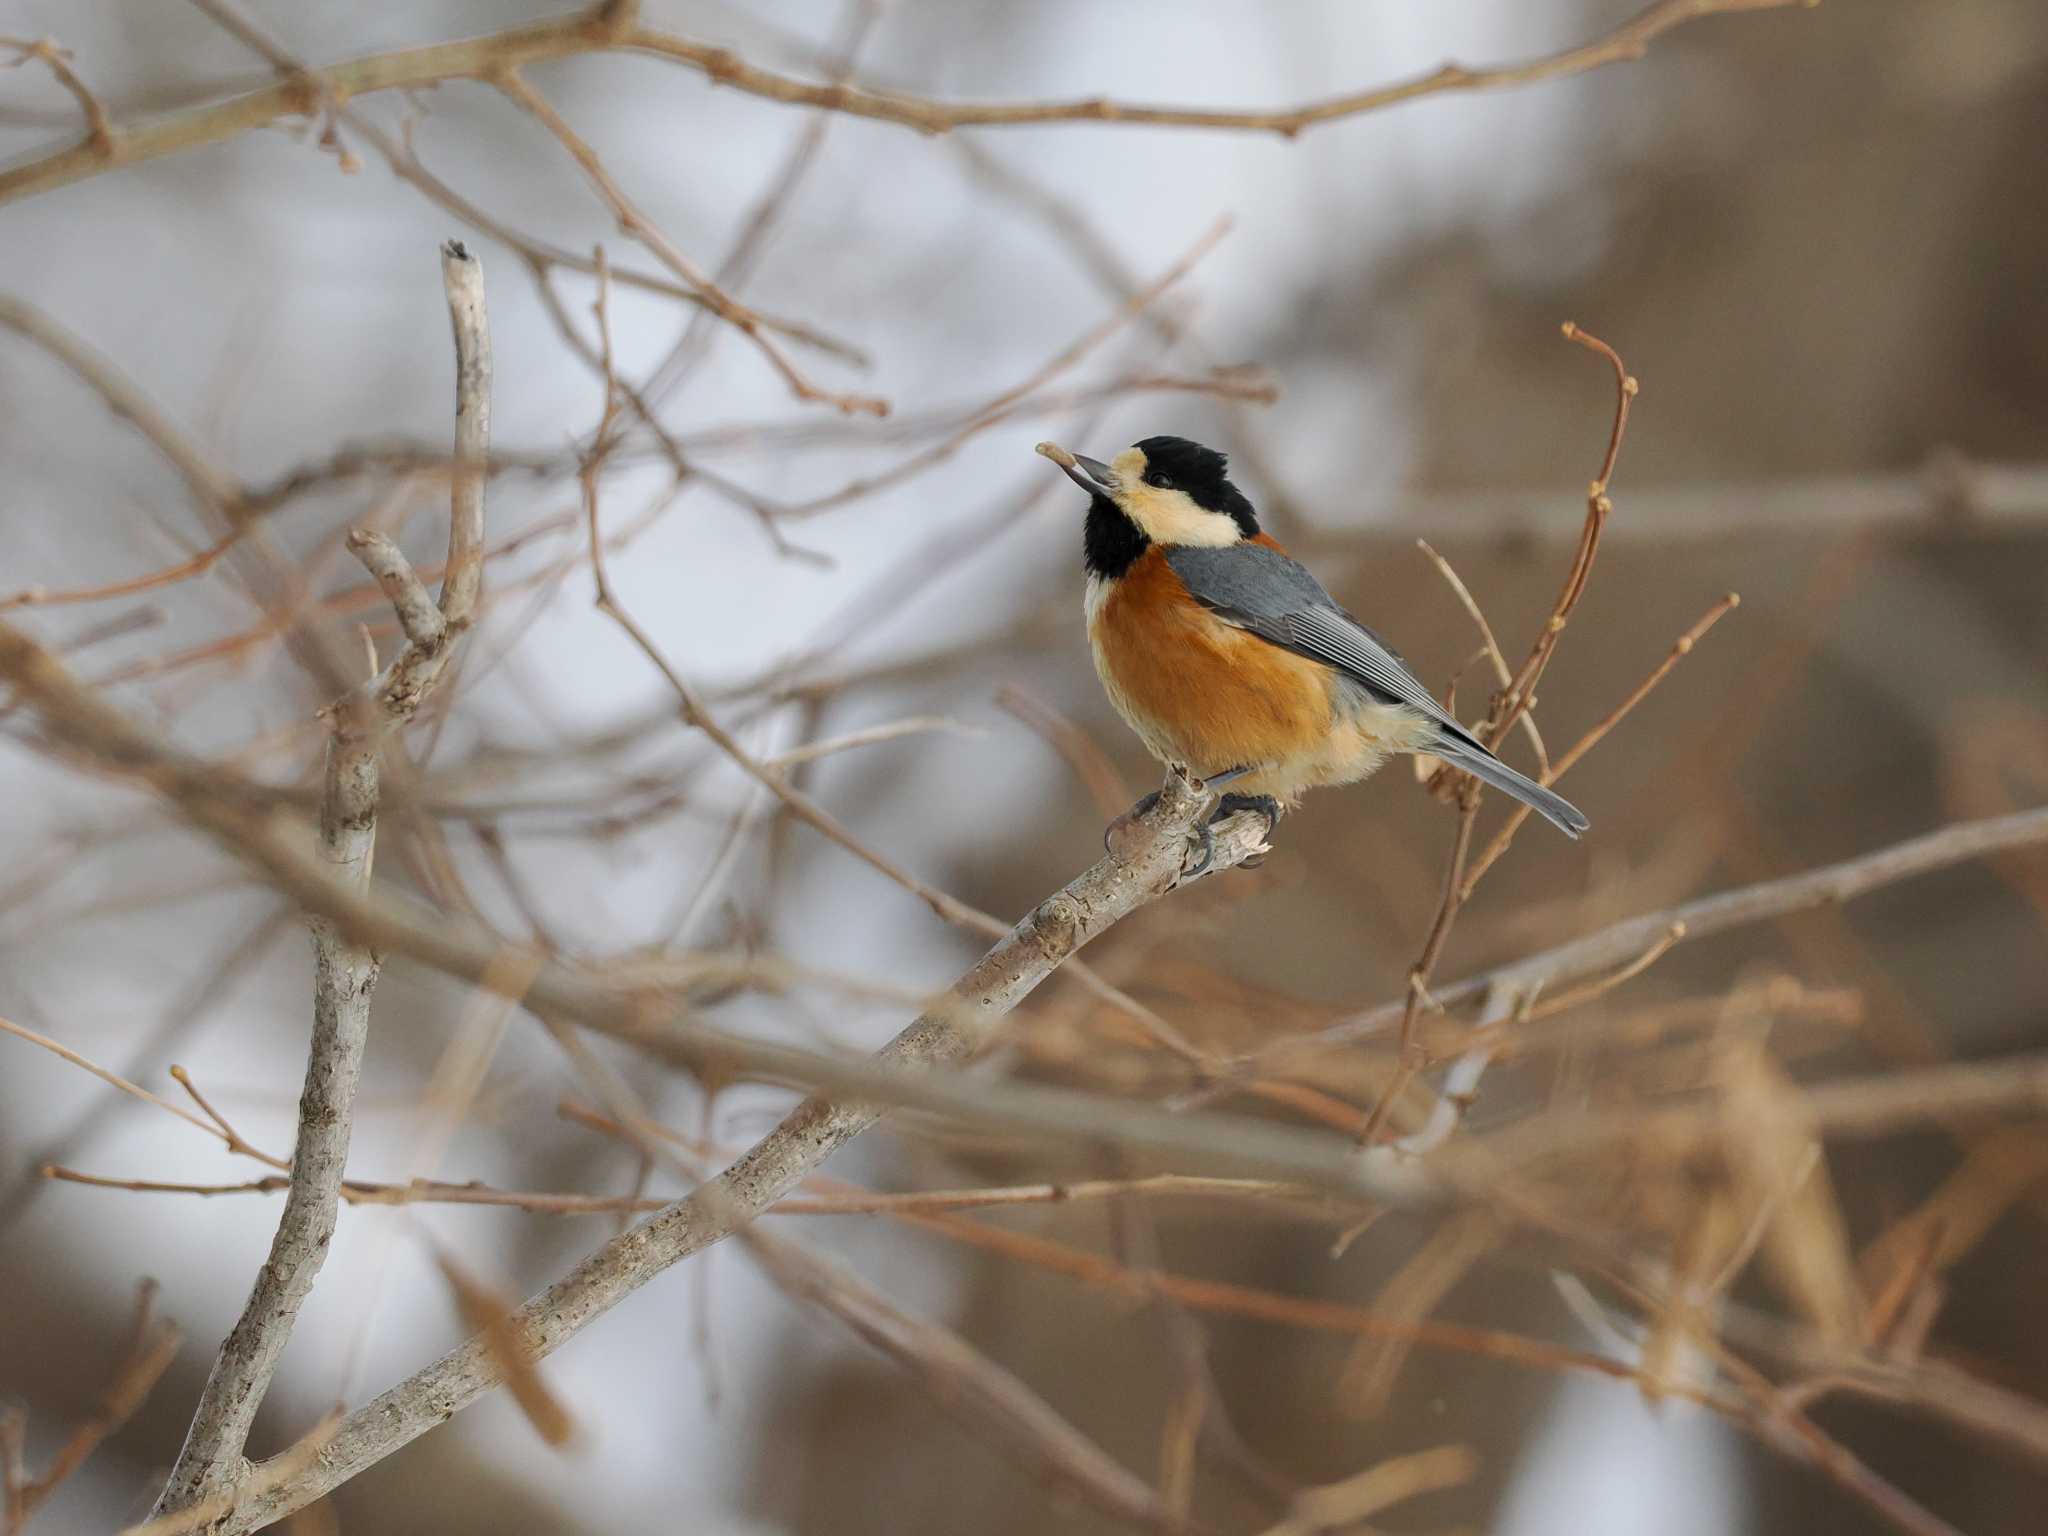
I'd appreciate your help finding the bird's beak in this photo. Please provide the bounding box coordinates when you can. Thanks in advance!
[1036,441,1118,496]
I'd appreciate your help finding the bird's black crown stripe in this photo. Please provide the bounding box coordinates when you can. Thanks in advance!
[1133,435,1259,536]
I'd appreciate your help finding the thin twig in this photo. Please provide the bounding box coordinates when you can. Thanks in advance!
[1365,327,1639,1142]
[493,67,886,417]
[1243,802,2048,1069]
[1416,538,1547,772]
[1519,921,1687,1023]
[169,1064,288,1169]
[764,218,1231,517]
[40,1163,1321,1219]
[0,35,112,150]
[0,297,245,522]
[1461,592,1741,895]
[0,1015,225,1148]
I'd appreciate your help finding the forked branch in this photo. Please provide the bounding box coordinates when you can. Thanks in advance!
[146,242,492,1524]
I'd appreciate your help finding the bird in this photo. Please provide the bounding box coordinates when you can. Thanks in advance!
[1036,434,1587,872]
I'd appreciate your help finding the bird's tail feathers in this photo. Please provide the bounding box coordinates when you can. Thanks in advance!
[1427,730,1589,839]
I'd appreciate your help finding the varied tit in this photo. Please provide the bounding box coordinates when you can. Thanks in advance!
[1037,435,1587,870]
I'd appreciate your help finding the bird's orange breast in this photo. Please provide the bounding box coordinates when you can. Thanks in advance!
[1088,545,1335,778]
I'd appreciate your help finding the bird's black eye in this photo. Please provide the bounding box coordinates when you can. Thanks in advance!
[1146,472,1176,491]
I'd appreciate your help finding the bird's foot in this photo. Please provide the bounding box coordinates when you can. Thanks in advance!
[1210,793,1281,870]
[1105,786,1213,881]
[1105,781,1275,881]
[1103,790,1162,853]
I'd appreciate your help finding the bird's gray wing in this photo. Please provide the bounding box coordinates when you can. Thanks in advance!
[1166,541,1591,838]
[1165,542,1470,740]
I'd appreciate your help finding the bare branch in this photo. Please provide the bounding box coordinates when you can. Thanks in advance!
[9,609,2048,1522]
[146,245,492,1523]
[41,1163,1321,1221]
[1460,592,1741,895]
[344,531,443,649]
[1416,537,1548,772]
[0,35,112,150]
[7,612,2048,1180]
[0,2,1817,206]
[0,1014,226,1148]
[492,67,886,417]
[0,629,1368,1189]
[206,768,1271,1532]
[1242,801,2048,1069]
[435,240,489,625]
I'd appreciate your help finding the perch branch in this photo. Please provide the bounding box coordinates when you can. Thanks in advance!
[208,765,1269,1533]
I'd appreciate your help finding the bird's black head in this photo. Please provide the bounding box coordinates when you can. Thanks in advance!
[1038,435,1259,580]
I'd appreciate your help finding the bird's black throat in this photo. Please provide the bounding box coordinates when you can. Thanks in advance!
[1083,496,1149,579]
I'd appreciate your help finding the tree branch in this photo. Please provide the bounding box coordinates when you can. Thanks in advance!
[1253,803,2048,1070]
[434,241,489,628]
[206,764,1267,1532]
[146,243,491,1523]
[0,1,1816,206]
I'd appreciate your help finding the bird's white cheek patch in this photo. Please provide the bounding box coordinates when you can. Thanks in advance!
[1118,484,1242,548]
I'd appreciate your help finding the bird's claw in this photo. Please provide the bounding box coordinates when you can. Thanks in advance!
[1105,785,1277,882]
[1104,787,1213,881]
[1103,790,1162,852]
[1211,793,1280,870]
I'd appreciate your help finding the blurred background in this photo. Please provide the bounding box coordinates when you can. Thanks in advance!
[3,1,2046,1532]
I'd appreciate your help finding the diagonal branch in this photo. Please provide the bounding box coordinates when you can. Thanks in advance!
[209,764,1268,1533]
